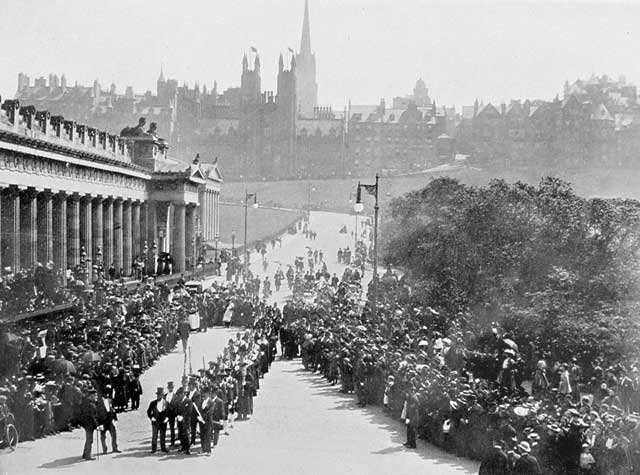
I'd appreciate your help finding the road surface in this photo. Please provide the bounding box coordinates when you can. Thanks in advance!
[0,211,478,475]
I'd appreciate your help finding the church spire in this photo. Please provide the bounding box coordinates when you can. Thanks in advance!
[300,0,311,54]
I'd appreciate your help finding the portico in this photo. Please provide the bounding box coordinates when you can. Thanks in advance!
[0,98,222,282]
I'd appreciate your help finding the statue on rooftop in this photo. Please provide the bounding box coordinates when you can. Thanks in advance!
[147,122,158,138]
[120,117,149,137]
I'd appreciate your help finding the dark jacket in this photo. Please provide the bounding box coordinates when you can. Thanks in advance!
[478,446,510,475]
[79,398,99,431]
[512,454,543,475]
[147,398,168,423]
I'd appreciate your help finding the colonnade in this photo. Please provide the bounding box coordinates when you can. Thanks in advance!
[0,187,200,282]
[200,188,220,242]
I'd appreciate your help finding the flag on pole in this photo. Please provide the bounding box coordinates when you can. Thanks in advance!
[362,184,377,197]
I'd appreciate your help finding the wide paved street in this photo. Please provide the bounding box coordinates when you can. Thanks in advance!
[0,212,478,475]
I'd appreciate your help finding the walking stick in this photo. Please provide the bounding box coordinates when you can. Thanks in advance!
[203,356,206,372]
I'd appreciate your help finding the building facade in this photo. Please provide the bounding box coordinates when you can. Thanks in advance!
[456,75,640,169]
[0,95,222,282]
[13,1,454,180]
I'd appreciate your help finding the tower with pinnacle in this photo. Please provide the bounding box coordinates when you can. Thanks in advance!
[295,0,318,119]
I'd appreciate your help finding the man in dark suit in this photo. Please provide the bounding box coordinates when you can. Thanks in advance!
[199,387,214,455]
[512,441,542,474]
[165,381,178,447]
[146,387,169,454]
[79,389,99,461]
[479,440,510,475]
[212,388,226,448]
[187,379,201,446]
[128,373,142,410]
[175,387,191,454]
[97,384,121,454]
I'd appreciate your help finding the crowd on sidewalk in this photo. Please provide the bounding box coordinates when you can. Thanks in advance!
[0,270,280,451]
[285,267,640,474]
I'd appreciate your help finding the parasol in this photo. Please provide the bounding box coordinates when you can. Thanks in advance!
[81,350,102,364]
[52,359,77,374]
[503,338,518,351]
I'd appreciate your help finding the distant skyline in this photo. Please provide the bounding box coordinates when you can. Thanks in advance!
[1,0,639,111]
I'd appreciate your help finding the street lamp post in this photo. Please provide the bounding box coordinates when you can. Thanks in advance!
[355,174,380,320]
[243,188,258,282]
[231,228,236,254]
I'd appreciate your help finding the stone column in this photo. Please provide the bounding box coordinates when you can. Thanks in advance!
[2,189,20,272]
[163,203,172,254]
[173,202,185,273]
[146,201,157,274]
[185,205,195,270]
[92,197,103,274]
[21,189,38,268]
[81,196,92,284]
[123,200,132,276]
[103,198,113,273]
[66,194,80,270]
[132,201,141,260]
[37,191,53,264]
[207,191,213,241]
[113,198,123,276]
[53,193,67,277]
[199,190,207,243]
[210,191,215,240]
[214,191,220,239]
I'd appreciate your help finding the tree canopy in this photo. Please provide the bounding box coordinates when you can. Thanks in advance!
[381,177,640,364]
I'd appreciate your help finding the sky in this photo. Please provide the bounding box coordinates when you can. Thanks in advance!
[1,0,639,111]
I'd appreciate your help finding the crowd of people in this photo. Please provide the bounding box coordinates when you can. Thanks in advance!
[0,264,71,317]
[284,261,640,474]
[78,301,283,459]
[0,270,282,456]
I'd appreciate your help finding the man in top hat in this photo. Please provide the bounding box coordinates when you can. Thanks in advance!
[199,387,214,455]
[79,389,99,461]
[165,381,179,447]
[187,378,201,446]
[174,387,192,454]
[97,384,121,454]
[147,387,169,453]
[211,388,226,448]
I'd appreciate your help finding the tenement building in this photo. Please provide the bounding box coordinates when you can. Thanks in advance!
[0,96,222,283]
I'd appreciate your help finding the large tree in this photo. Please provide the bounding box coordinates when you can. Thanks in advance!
[381,177,640,363]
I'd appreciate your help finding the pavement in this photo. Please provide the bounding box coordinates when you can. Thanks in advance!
[0,211,479,475]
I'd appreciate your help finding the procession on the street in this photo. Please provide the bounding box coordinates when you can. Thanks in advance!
[0,201,638,475]
[5,0,640,472]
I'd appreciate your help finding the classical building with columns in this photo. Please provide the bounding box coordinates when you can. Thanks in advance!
[0,97,222,282]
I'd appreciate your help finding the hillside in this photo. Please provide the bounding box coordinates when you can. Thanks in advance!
[219,166,640,215]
